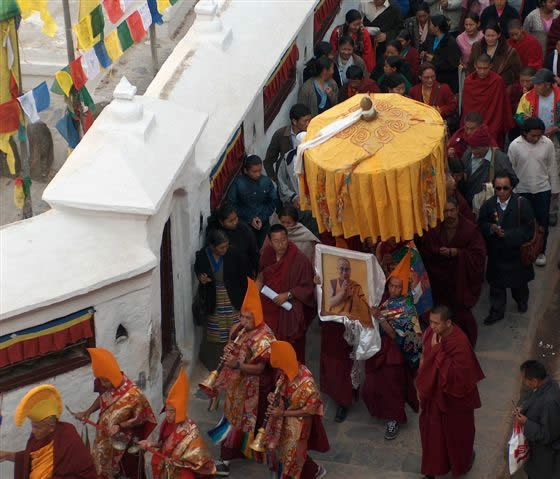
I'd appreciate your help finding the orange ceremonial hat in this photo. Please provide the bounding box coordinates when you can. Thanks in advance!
[389,248,411,296]
[270,341,299,381]
[166,368,189,423]
[14,385,63,426]
[241,277,263,326]
[87,347,123,388]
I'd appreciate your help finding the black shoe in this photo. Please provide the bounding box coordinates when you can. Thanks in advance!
[334,405,348,423]
[517,302,528,313]
[215,460,230,476]
[384,420,399,440]
[484,314,504,325]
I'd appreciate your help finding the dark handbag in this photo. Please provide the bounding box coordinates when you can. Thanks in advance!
[518,197,545,266]
[192,289,208,326]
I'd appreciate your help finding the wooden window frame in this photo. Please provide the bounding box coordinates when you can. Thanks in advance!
[263,68,297,131]
[314,0,342,45]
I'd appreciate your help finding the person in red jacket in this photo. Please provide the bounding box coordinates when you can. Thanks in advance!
[331,9,375,73]
[409,63,457,121]
[507,19,544,69]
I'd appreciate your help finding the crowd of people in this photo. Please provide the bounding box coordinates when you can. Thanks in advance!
[1,1,560,479]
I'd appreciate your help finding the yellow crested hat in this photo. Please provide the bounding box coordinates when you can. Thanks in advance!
[87,347,123,388]
[270,341,299,381]
[166,368,189,423]
[14,385,63,426]
[241,278,263,326]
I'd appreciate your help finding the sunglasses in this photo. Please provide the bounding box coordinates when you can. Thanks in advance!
[495,186,511,191]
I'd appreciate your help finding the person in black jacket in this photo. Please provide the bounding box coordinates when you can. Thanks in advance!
[194,229,249,370]
[362,0,403,63]
[303,41,334,83]
[480,0,519,38]
[206,202,259,278]
[478,172,535,325]
[423,14,461,92]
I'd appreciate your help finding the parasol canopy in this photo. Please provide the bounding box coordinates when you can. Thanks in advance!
[298,93,446,242]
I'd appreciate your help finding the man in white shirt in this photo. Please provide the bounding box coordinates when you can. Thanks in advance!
[509,117,560,266]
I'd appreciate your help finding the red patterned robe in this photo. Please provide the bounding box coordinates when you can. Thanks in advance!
[151,419,216,478]
[265,366,330,479]
[93,375,157,479]
[213,322,276,461]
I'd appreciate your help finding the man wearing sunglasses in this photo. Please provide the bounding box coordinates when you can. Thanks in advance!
[478,172,536,325]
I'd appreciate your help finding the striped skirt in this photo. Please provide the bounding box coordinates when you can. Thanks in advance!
[206,283,239,344]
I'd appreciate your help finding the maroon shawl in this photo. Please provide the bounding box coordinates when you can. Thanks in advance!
[419,215,486,308]
[416,327,484,411]
[260,241,316,343]
[15,421,98,479]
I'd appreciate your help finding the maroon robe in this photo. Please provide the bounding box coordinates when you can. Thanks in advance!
[14,421,98,479]
[417,326,485,477]
[454,191,476,223]
[419,215,486,346]
[260,241,316,363]
[409,81,458,119]
[362,334,419,423]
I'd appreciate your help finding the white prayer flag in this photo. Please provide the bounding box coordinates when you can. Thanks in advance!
[17,91,40,123]
[3,31,14,70]
[138,2,153,31]
[82,48,101,80]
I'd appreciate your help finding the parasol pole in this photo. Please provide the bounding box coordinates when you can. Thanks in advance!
[12,17,33,218]
[149,23,158,76]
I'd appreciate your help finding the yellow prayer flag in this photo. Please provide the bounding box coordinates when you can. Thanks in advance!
[55,71,74,97]
[17,0,58,37]
[0,19,21,104]
[74,16,94,50]
[104,30,123,61]
[157,0,171,13]
[0,133,16,175]
[79,0,100,21]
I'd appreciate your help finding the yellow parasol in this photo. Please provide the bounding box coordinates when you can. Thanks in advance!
[298,93,446,242]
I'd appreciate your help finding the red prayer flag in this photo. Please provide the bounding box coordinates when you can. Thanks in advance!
[83,110,94,133]
[0,100,20,133]
[69,57,88,92]
[126,11,146,43]
[103,0,124,23]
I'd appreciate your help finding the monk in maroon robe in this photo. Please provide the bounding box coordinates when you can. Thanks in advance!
[462,55,514,148]
[417,306,485,478]
[419,197,486,346]
[10,421,98,479]
[507,22,543,69]
[259,224,316,363]
[448,111,497,166]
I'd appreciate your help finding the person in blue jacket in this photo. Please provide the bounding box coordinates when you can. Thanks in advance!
[227,154,278,248]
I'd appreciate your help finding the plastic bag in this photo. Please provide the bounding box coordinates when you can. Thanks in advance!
[508,418,529,475]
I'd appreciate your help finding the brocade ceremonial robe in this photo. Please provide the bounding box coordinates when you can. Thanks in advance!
[417,326,485,477]
[93,375,157,479]
[419,215,486,346]
[260,242,316,363]
[14,422,97,479]
[265,366,330,478]
[213,322,275,461]
[151,419,216,478]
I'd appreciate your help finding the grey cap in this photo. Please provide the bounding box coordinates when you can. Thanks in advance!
[531,68,555,84]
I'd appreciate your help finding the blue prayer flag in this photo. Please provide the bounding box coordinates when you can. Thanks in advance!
[94,41,112,69]
[32,81,50,113]
[56,113,80,148]
[147,0,163,25]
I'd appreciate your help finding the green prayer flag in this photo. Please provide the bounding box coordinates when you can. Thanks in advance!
[170,0,179,5]
[18,124,27,142]
[79,86,96,113]
[23,176,31,197]
[117,21,134,52]
[50,65,70,96]
[0,0,20,22]
[90,4,104,38]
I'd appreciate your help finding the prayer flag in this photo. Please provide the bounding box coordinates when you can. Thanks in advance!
[157,0,170,13]
[14,177,24,209]
[0,133,16,174]
[74,15,95,51]
[82,48,101,81]
[3,29,14,70]
[94,40,112,68]
[90,4,105,37]
[138,2,152,30]
[126,11,146,43]
[33,81,50,112]
[0,0,20,22]
[17,90,40,123]
[1,18,21,104]
[147,0,163,25]
[117,20,134,51]
[83,109,94,133]
[121,0,134,10]
[170,0,178,5]
[56,113,80,148]
[103,0,124,23]
[70,57,88,91]
[0,99,20,133]
[51,67,72,96]
[79,86,96,112]
[104,30,123,61]
[17,0,58,37]
[23,175,31,197]
[79,0,100,20]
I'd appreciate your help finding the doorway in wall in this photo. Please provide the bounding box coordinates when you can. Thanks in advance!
[160,218,181,393]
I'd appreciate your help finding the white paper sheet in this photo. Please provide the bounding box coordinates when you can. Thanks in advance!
[260,285,293,311]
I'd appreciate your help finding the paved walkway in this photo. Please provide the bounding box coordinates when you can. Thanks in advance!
[187,228,560,479]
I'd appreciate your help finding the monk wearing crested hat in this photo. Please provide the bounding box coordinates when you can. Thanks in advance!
[72,347,157,479]
[0,384,97,478]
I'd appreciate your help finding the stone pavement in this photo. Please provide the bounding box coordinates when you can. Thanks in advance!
[187,228,560,479]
